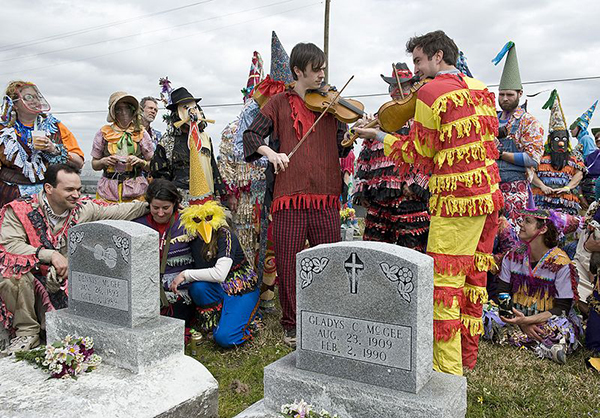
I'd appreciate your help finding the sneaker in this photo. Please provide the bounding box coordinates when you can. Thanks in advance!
[283,328,296,348]
[536,343,566,365]
[0,335,40,357]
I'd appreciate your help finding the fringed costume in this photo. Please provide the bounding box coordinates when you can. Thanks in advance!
[382,72,502,375]
[354,124,430,251]
[483,244,581,359]
[243,86,349,332]
[0,114,70,207]
[188,227,260,347]
[0,191,148,340]
[532,154,586,215]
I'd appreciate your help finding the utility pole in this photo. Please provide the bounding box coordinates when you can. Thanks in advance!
[324,0,331,83]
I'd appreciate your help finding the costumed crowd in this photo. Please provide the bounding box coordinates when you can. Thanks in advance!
[2,29,600,379]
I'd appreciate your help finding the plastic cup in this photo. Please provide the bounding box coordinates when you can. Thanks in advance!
[31,130,47,150]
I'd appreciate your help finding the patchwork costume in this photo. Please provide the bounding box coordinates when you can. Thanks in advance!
[382,71,502,375]
[243,87,349,332]
[493,42,544,225]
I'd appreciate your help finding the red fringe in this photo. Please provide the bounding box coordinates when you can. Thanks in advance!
[484,140,499,160]
[479,115,499,137]
[340,151,355,175]
[434,286,464,308]
[254,75,287,98]
[569,264,580,302]
[428,252,474,275]
[287,92,316,141]
[470,89,496,109]
[0,246,38,279]
[272,194,340,213]
[433,319,462,341]
[410,122,439,150]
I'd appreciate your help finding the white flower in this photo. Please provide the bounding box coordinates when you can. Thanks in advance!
[81,337,94,349]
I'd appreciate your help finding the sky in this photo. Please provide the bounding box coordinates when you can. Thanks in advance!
[2,0,599,161]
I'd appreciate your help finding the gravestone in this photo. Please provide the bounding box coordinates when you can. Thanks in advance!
[235,241,466,418]
[46,220,178,373]
[0,220,221,418]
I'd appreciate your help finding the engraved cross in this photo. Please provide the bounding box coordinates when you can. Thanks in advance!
[344,253,364,294]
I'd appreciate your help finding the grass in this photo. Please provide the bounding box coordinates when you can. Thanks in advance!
[189,299,600,418]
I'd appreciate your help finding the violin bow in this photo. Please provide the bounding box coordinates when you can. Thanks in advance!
[393,63,405,100]
[287,75,354,159]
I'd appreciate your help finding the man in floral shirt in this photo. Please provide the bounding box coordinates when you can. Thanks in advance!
[492,41,544,226]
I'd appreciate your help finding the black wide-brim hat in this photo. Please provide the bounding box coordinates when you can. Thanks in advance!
[166,87,201,111]
[381,62,414,85]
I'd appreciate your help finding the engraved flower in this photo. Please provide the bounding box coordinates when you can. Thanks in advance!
[301,258,314,271]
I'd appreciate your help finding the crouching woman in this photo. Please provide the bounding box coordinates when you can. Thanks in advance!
[170,201,260,347]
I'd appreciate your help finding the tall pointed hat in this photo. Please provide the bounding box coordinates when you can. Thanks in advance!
[492,41,522,90]
[570,100,598,132]
[241,51,264,102]
[456,50,473,77]
[542,89,568,133]
[270,31,293,84]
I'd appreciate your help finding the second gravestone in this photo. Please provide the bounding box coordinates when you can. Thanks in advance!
[236,241,466,418]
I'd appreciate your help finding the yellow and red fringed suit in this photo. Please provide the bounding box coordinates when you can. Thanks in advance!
[383,73,503,375]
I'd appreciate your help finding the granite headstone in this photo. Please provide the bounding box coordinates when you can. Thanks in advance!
[235,241,467,418]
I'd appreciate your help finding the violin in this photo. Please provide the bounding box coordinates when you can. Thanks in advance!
[304,83,365,124]
[341,77,431,147]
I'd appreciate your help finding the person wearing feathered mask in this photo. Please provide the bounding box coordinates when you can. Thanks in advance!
[170,201,260,347]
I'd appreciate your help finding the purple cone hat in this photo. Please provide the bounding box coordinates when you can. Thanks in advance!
[270,31,293,84]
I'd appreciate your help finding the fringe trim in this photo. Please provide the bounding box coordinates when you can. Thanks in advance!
[461,314,484,337]
[434,286,464,308]
[474,251,496,272]
[433,319,462,341]
[272,194,340,213]
[430,188,503,217]
[429,252,474,276]
[431,89,474,119]
[463,283,488,305]
[428,163,498,194]
[0,247,38,279]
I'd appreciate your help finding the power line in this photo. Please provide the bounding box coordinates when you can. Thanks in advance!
[0,1,319,76]
[49,73,600,115]
[0,0,295,64]
[0,0,214,53]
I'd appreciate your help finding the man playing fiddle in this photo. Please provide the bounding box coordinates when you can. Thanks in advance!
[353,30,501,375]
[243,42,350,347]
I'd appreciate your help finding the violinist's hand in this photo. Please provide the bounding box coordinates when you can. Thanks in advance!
[269,152,289,174]
[353,114,375,129]
[352,127,380,140]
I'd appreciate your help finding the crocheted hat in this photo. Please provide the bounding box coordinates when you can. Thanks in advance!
[492,41,522,90]
[456,50,473,77]
[270,31,293,84]
[570,100,598,132]
[542,89,567,133]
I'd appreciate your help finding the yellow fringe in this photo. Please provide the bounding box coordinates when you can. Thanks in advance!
[474,251,497,272]
[461,314,484,336]
[434,141,487,168]
[429,165,492,194]
[440,114,482,142]
[431,89,474,118]
[171,234,194,244]
[430,190,497,217]
[513,288,553,312]
[463,283,488,305]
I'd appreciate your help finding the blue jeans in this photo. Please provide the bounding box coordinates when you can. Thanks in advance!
[188,281,260,347]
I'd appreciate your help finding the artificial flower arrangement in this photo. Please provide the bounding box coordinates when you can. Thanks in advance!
[15,335,102,379]
[340,207,356,226]
[281,400,338,418]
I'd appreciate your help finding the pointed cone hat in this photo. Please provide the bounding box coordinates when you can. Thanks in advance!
[456,50,473,78]
[492,41,522,90]
[241,51,264,102]
[570,100,598,131]
[542,89,567,133]
[270,31,293,84]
